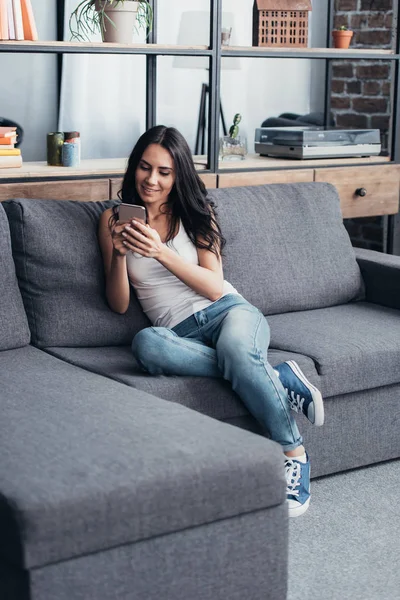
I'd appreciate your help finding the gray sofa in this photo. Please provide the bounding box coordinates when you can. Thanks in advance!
[1,181,400,599]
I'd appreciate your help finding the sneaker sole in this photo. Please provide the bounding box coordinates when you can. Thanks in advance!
[288,496,311,518]
[286,360,325,426]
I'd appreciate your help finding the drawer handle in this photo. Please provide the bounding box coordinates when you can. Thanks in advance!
[355,188,367,197]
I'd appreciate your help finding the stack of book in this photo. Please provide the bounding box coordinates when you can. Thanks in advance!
[0,0,38,41]
[0,126,22,168]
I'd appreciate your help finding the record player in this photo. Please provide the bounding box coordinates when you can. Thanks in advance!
[254,127,381,160]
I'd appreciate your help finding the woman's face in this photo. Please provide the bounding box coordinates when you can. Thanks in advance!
[135,143,176,208]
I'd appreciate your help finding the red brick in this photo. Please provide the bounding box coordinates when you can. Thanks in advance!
[382,81,391,95]
[347,80,362,94]
[332,96,352,109]
[360,0,393,9]
[371,115,391,129]
[363,80,381,95]
[357,30,392,46]
[368,13,386,28]
[336,113,368,128]
[385,13,393,28]
[333,63,354,78]
[334,15,350,30]
[337,0,358,10]
[356,64,390,79]
[352,97,387,112]
[332,80,345,93]
[351,14,369,29]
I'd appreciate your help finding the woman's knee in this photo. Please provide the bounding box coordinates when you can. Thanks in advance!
[131,327,174,374]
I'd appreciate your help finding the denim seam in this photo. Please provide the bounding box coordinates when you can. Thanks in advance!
[150,327,217,362]
[253,315,302,448]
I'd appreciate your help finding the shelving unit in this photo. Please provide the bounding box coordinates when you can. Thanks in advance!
[0,0,400,252]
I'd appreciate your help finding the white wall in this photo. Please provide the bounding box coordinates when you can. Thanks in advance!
[0,0,58,161]
[0,0,328,161]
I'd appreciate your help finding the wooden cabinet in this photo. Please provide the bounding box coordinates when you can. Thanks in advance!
[0,159,398,221]
[315,165,400,218]
[218,169,313,188]
[0,179,110,202]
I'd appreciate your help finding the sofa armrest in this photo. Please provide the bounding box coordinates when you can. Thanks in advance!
[355,247,400,310]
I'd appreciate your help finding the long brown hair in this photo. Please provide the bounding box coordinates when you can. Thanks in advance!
[110,125,225,255]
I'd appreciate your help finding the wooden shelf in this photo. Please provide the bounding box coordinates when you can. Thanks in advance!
[0,155,391,181]
[0,41,211,55]
[0,41,396,59]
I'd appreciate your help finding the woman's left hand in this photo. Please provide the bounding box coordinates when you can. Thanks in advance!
[121,219,164,258]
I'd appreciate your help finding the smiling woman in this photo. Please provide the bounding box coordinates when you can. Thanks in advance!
[97,124,325,519]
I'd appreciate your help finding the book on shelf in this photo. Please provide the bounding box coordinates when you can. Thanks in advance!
[0,148,20,156]
[0,136,17,145]
[20,0,37,41]
[0,0,37,40]
[0,0,8,40]
[0,126,17,134]
[0,153,22,168]
[7,0,15,39]
[12,0,24,40]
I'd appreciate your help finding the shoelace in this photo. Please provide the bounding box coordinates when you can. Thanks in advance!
[285,387,306,413]
[285,459,301,497]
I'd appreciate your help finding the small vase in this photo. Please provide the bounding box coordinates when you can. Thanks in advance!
[332,30,354,49]
[219,136,247,161]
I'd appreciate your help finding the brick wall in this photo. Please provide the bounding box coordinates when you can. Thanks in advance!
[332,0,396,251]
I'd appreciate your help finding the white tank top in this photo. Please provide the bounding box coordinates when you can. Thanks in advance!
[126,221,239,329]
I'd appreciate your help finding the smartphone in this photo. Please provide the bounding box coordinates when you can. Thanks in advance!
[118,203,147,224]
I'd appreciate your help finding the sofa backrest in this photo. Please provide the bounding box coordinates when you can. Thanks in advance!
[208,182,365,315]
[4,183,365,348]
[0,203,30,350]
[3,199,149,348]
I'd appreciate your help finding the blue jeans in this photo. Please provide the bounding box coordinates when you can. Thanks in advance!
[132,294,303,451]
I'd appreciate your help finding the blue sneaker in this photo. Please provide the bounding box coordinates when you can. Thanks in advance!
[274,360,324,426]
[285,454,311,517]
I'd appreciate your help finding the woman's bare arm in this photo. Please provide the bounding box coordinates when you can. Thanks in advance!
[98,208,131,314]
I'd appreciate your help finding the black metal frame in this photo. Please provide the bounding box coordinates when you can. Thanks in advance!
[2,0,400,252]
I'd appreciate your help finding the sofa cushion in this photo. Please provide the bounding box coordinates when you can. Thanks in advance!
[3,199,149,347]
[0,345,285,569]
[209,183,365,315]
[0,203,30,350]
[43,345,322,421]
[268,301,400,397]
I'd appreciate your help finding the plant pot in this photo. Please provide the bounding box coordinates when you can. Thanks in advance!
[95,1,139,44]
[332,30,354,49]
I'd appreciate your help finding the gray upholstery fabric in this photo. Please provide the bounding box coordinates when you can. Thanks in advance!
[293,383,400,478]
[0,204,30,350]
[29,505,288,600]
[0,345,285,569]
[209,183,365,315]
[356,247,400,311]
[268,301,400,397]
[44,345,323,421]
[2,199,149,347]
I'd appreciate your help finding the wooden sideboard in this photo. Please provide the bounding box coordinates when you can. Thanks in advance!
[0,155,399,220]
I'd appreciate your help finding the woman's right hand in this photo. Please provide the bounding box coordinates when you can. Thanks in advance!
[110,220,130,256]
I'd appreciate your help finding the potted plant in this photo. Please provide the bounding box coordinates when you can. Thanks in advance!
[332,25,354,49]
[219,114,247,161]
[69,0,153,44]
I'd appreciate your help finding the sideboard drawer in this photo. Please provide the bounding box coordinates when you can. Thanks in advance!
[315,165,400,218]
[218,169,313,188]
[0,179,110,202]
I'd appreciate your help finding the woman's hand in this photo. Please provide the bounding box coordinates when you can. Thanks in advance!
[109,220,132,257]
[121,219,164,258]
